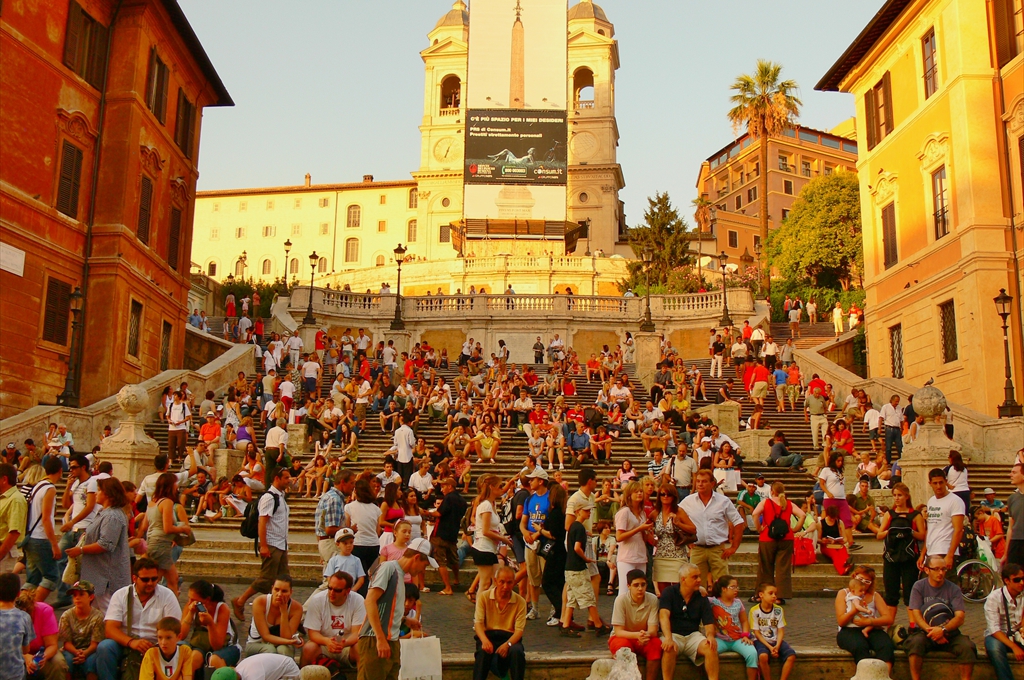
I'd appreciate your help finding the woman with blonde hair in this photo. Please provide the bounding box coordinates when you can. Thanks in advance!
[752,481,805,602]
[614,480,653,594]
[471,474,513,594]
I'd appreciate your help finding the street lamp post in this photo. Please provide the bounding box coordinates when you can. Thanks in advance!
[753,239,763,296]
[994,288,1023,418]
[391,244,407,330]
[718,251,733,328]
[283,239,292,283]
[57,287,84,407]
[238,250,247,280]
[302,252,318,325]
[639,249,655,332]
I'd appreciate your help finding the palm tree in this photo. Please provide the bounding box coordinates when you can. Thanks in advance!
[691,195,714,286]
[727,60,801,289]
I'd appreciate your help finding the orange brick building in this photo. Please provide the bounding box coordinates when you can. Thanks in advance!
[0,0,231,417]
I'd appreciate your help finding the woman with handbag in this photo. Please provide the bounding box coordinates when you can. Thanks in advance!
[64,477,131,613]
[136,473,192,596]
[614,480,653,594]
[540,483,571,633]
[751,482,805,602]
[650,482,697,595]
[875,482,925,607]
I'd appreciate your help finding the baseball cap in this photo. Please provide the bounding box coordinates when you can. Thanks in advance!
[756,474,765,480]
[209,669,238,680]
[68,580,94,594]
[335,527,355,543]
[205,411,216,417]
[525,467,549,480]
[983,487,996,495]
[408,537,439,568]
[575,498,595,512]
[5,443,14,449]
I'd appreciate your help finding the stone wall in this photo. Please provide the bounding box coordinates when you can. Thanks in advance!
[183,325,235,370]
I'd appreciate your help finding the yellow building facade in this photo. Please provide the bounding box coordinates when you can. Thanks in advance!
[816,0,1024,416]
[694,123,858,267]
[190,0,630,294]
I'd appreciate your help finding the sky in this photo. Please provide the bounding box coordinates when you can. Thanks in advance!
[179,0,879,228]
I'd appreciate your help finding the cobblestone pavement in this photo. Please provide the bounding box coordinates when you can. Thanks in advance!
[204,582,988,657]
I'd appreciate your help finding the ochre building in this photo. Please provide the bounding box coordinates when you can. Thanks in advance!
[0,0,231,418]
[816,0,1024,415]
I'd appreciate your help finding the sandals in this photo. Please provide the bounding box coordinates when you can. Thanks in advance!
[466,592,477,604]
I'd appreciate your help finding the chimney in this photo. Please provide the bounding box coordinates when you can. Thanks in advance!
[362,174,374,183]
[304,173,311,187]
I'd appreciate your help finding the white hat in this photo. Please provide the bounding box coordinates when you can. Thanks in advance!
[334,527,355,543]
[983,487,996,495]
[206,411,216,417]
[407,537,438,567]
[525,467,549,480]
[848,659,891,680]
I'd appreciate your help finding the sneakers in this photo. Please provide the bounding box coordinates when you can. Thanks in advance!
[549,606,556,620]
[526,606,538,620]
[546,615,561,627]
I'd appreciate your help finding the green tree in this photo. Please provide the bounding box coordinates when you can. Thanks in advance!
[727,60,801,287]
[765,171,863,290]
[619,192,692,292]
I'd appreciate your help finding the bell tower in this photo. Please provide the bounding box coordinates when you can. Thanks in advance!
[566,0,625,255]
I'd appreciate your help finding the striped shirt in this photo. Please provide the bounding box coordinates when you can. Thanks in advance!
[259,486,289,551]
[359,559,405,641]
[314,488,345,539]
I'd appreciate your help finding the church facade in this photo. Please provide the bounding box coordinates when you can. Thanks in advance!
[190,0,630,294]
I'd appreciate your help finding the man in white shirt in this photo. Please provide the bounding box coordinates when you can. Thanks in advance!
[341,329,355,360]
[355,377,372,430]
[264,417,290,483]
[863,403,881,454]
[57,453,100,604]
[387,413,417,485]
[609,379,632,408]
[237,313,252,340]
[879,395,905,463]
[548,334,565,363]
[355,329,371,353]
[95,558,183,678]
[761,336,780,370]
[278,370,296,412]
[232,468,291,620]
[301,570,365,668]
[679,470,743,582]
[285,330,304,370]
[983,562,1024,680]
[923,468,965,571]
[212,655,299,680]
[382,340,398,369]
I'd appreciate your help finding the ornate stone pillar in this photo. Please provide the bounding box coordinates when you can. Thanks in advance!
[99,385,160,483]
[900,386,960,507]
[633,332,661,391]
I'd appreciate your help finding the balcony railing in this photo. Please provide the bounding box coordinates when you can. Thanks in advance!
[438,107,460,117]
[574,100,595,110]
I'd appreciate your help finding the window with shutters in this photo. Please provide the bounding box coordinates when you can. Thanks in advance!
[346,205,361,228]
[407,219,418,243]
[160,321,172,371]
[376,255,385,267]
[56,140,84,219]
[207,261,217,277]
[210,227,219,240]
[922,29,938,99]
[408,189,418,209]
[889,324,904,379]
[318,257,328,273]
[294,198,301,209]
[747,187,757,202]
[174,88,196,159]
[318,197,329,208]
[939,300,958,363]
[439,225,451,242]
[881,202,898,269]
[234,259,244,277]
[727,230,738,248]
[345,238,359,262]
[291,224,301,236]
[782,208,790,221]
[239,201,247,212]
[865,73,894,149]
[993,0,1023,67]
[167,207,182,271]
[127,300,143,358]
[289,258,299,274]
[378,220,387,233]
[63,2,108,88]
[235,227,245,239]
[261,259,272,275]
[784,180,794,195]
[42,277,72,345]
[266,200,274,210]
[212,203,220,212]
[932,166,949,240]
[379,195,387,205]
[145,47,169,123]
[262,225,275,238]
[320,223,329,235]
[137,176,153,244]
[734,195,742,210]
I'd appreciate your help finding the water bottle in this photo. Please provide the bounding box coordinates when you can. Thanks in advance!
[32,649,45,669]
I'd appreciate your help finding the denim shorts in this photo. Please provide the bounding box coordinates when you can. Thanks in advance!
[24,537,59,591]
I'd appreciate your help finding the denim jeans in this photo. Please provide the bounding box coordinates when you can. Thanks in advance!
[774,453,803,469]
[884,425,903,463]
[985,635,1021,680]
[94,639,126,679]
[42,453,69,473]
[63,649,98,676]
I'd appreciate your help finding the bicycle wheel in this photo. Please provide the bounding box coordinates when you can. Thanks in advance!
[954,559,995,603]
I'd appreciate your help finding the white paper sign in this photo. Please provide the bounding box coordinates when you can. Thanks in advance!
[0,242,25,277]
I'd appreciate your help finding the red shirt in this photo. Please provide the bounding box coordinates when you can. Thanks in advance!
[563,382,576,396]
[315,330,327,350]
[808,378,827,394]
[742,325,753,340]
[567,408,585,423]
[523,372,538,386]
[752,365,771,384]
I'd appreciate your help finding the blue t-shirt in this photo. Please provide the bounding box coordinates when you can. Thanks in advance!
[323,552,366,581]
[524,490,550,533]
[0,608,34,680]
[773,369,788,385]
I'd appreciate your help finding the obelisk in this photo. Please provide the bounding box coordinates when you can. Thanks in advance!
[509,0,524,108]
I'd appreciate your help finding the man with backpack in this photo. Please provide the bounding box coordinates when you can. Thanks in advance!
[0,463,26,572]
[23,457,63,602]
[232,467,291,620]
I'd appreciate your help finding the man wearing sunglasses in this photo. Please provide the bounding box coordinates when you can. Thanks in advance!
[96,557,182,679]
[301,570,364,669]
[906,554,977,680]
[1008,463,1024,569]
[984,562,1024,680]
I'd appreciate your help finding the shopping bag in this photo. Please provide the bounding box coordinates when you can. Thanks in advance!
[398,635,443,680]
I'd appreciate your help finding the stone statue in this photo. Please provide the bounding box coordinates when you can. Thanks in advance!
[101,384,157,448]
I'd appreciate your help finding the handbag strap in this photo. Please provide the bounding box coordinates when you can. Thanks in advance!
[124,586,135,638]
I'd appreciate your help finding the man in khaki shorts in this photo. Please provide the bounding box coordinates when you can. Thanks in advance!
[679,470,744,583]
[658,562,721,680]
[519,467,551,620]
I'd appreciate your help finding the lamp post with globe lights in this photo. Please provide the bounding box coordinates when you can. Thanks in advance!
[994,288,1023,418]
[283,239,292,283]
[639,249,655,332]
[302,252,318,326]
[718,251,733,328]
[391,244,407,330]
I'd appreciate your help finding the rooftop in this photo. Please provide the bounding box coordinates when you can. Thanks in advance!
[815,0,914,92]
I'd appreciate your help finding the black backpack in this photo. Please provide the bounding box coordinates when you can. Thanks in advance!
[767,500,790,540]
[883,510,919,563]
[240,492,280,553]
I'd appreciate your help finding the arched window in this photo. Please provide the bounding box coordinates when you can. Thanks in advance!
[207,261,217,277]
[318,256,328,273]
[345,238,359,263]
[346,204,361,228]
[234,259,244,276]
[375,255,385,267]
[440,75,461,112]
[407,219,418,243]
[573,68,595,109]
[408,188,418,209]
[262,259,272,275]
[289,258,299,274]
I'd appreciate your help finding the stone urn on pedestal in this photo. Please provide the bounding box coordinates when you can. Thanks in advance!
[99,384,160,482]
[899,385,960,507]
